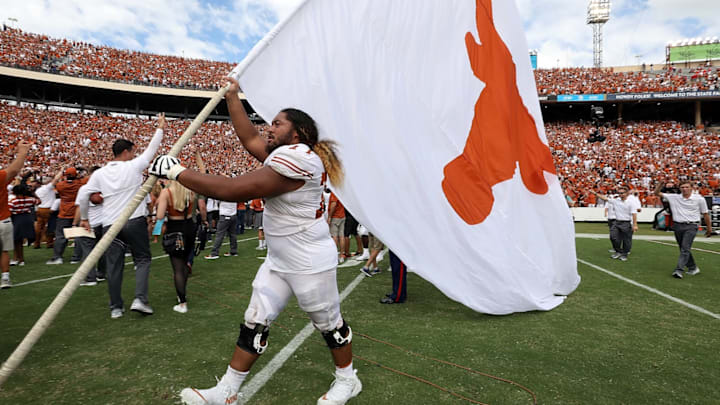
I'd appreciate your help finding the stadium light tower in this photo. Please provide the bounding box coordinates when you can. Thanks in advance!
[587,0,611,68]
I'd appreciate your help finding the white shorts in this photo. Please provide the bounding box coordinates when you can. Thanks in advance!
[244,261,342,332]
[0,219,12,252]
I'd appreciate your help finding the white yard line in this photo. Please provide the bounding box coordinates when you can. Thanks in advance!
[643,239,720,255]
[577,258,720,320]
[238,273,366,404]
[576,233,720,243]
[11,237,258,288]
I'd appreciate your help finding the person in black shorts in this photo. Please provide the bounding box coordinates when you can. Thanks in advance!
[155,180,195,313]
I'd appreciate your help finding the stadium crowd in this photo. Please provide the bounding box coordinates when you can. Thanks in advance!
[2,26,719,94]
[547,121,720,207]
[0,27,234,90]
[535,67,720,95]
[0,102,262,179]
[3,101,719,212]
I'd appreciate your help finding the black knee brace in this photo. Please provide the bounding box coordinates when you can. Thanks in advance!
[321,320,352,349]
[236,324,269,355]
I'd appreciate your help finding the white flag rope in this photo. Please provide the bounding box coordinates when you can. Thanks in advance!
[0,0,312,388]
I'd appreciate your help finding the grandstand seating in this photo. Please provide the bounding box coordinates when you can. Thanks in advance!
[0,27,235,90]
[2,28,719,207]
[2,102,718,207]
[547,121,720,206]
[534,67,720,96]
[2,27,719,94]
[0,102,262,179]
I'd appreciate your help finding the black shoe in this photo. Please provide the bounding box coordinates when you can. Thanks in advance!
[380,296,396,304]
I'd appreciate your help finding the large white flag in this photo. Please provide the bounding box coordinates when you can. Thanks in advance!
[232,0,580,314]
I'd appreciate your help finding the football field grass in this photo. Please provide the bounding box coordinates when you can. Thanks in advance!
[1,224,718,404]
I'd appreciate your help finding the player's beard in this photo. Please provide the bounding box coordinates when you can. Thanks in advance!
[265,131,293,154]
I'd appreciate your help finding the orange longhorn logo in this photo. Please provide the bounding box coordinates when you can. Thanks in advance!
[442,0,556,224]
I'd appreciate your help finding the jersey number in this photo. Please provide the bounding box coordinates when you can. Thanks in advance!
[315,172,328,219]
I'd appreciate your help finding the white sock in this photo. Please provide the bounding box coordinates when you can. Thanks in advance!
[1,273,9,280]
[258,240,263,248]
[335,362,354,378]
[262,240,266,248]
[222,365,248,393]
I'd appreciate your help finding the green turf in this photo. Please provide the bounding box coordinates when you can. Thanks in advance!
[0,229,718,404]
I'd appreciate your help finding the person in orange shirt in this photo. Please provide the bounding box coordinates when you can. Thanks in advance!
[326,192,346,261]
[250,198,265,250]
[1,141,31,289]
[585,191,597,207]
[47,167,86,265]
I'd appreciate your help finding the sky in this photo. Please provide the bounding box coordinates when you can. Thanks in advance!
[1,0,718,69]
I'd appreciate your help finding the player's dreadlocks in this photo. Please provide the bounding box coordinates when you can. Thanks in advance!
[281,108,344,186]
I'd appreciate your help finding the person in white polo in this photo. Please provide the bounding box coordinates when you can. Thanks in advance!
[655,181,712,279]
[593,186,638,261]
[78,114,165,318]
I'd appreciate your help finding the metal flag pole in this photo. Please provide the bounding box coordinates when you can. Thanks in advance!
[0,0,312,389]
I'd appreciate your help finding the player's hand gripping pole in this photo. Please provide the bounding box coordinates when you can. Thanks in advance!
[0,86,231,388]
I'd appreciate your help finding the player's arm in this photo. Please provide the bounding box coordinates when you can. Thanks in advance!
[176,166,302,203]
[72,204,82,227]
[591,190,608,202]
[327,201,337,223]
[197,198,208,225]
[195,151,207,173]
[224,77,268,162]
[632,213,638,232]
[654,181,664,197]
[50,169,63,186]
[5,141,31,180]
[703,212,713,237]
[131,113,165,170]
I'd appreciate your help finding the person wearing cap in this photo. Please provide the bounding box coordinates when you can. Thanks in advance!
[1,141,32,289]
[46,167,86,265]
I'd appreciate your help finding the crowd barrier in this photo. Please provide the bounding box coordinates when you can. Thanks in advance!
[571,207,663,223]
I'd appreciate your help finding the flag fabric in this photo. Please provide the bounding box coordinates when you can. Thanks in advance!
[233,0,580,314]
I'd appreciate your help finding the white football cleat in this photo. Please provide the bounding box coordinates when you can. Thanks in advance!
[180,378,239,405]
[317,369,362,405]
[173,303,188,313]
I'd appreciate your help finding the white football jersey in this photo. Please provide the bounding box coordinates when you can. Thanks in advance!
[263,144,337,273]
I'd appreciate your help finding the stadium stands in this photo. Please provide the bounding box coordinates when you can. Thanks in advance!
[2,102,718,208]
[0,27,235,90]
[2,27,718,94]
[547,121,720,206]
[0,102,262,179]
[1,27,719,208]
[534,67,720,96]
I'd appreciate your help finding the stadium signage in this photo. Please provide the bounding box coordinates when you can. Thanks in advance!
[668,43,720,63]
[557,94,606,102]
[607,90,720,100]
